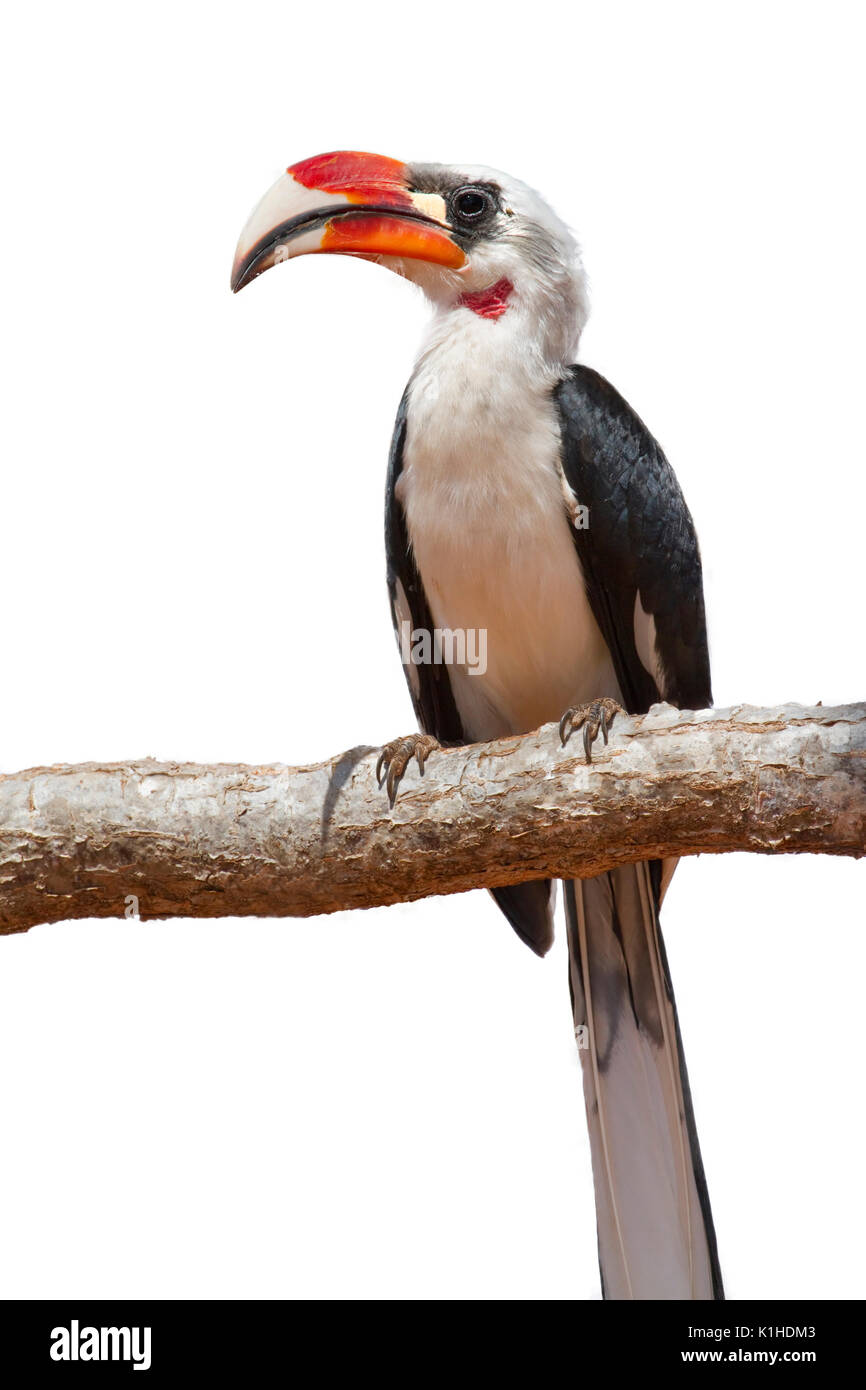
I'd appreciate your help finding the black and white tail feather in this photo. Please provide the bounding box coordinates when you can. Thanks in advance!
[565,865,723,1300]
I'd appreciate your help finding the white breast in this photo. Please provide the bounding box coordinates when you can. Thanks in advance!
[399,313,619,742]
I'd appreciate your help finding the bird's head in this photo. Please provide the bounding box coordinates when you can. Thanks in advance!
[231,151,588,365]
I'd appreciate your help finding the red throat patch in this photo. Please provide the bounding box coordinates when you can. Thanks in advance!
[458,277,514,320]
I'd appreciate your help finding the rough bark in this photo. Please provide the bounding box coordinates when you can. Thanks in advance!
[0,702,863,935]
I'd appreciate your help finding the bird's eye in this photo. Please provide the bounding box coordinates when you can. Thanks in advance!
[451,187,492,224]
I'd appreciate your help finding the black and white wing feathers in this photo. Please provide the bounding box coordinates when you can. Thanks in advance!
[554,365,712,714]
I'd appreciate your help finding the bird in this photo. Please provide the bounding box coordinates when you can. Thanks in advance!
[231,150,723,1300]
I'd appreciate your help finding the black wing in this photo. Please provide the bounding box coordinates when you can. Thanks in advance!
[553,365,712,715]
[385,386,554,955]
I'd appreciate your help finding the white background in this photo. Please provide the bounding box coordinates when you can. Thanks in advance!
[1,1,864,1299]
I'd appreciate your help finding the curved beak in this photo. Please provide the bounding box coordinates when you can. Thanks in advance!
[231,150,465,292]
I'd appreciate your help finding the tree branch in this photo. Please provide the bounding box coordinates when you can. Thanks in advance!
[0,702,863,935]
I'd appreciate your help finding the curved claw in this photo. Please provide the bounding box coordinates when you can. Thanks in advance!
[386,759,401,803]
[602,699,622,739]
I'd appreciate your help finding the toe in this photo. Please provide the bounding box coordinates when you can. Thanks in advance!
[386,748,411,802]
[415,735,436,773]
[582,716,600,764]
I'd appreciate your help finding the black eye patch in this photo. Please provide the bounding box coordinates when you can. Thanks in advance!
[448,184,500,232]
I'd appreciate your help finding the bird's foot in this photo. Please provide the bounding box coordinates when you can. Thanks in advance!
[559,697,624,764]
[376,733,440,803]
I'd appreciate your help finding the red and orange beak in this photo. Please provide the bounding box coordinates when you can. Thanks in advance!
[231,150,465,292]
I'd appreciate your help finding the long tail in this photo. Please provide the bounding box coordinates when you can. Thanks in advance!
[564,862,723,1300]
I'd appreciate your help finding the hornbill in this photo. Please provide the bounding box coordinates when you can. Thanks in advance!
[232,151,723,1300]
